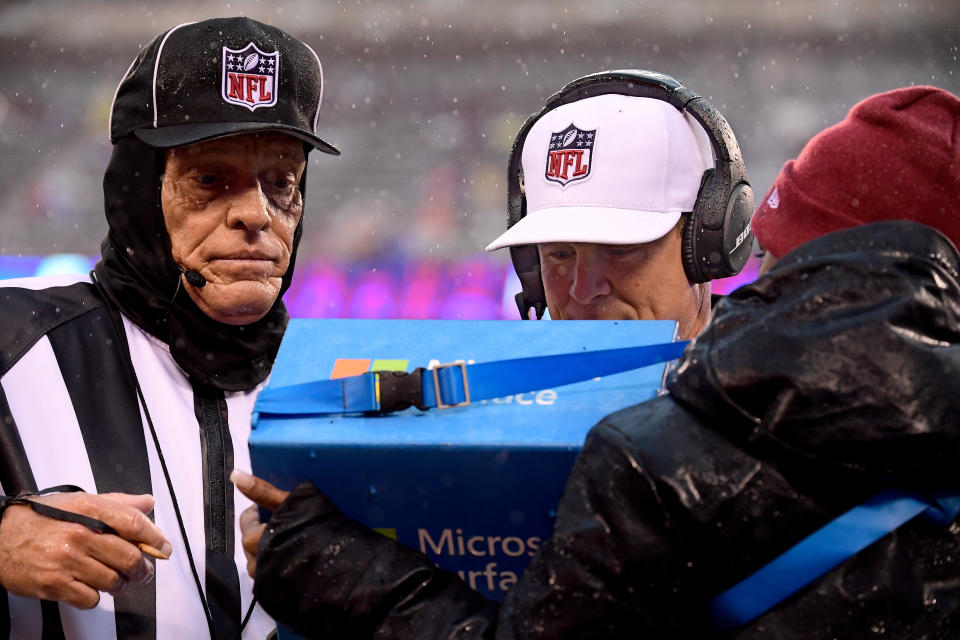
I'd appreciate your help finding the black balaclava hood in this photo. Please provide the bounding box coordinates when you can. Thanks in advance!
[94,136,305,391]
[93,16,339,391]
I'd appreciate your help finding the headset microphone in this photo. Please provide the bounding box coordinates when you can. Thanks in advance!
[178,266,207,288]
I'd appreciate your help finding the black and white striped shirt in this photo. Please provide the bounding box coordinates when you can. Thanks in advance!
[0,274,274,639]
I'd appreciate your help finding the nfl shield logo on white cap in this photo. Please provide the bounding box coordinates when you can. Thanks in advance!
[222,43,279,110]
[545,124,596,186]
[485,93,712,251]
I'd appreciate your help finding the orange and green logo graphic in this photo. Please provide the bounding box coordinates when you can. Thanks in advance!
[330,359,409,379]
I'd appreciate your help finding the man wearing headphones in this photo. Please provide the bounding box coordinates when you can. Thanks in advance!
[236,84,960,639]
[493,71,754,341]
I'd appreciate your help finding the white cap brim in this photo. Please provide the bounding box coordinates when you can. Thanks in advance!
[485,206,682,251]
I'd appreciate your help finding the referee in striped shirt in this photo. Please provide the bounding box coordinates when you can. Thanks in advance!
[0,17,339,640]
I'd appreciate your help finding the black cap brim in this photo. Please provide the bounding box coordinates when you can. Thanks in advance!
[134,121,340,155]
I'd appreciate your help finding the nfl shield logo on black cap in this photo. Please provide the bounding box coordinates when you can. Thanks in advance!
[545,124,596,186]
[222,43,279,110]
[110,17,339,154]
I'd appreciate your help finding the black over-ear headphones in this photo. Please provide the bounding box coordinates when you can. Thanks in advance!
[507,69,755,319]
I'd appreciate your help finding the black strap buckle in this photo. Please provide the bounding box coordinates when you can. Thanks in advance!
[375,368,427,413]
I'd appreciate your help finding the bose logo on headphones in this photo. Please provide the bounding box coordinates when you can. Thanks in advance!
[730,220,752,255]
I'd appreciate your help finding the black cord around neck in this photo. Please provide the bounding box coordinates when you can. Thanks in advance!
[92,273,217,636]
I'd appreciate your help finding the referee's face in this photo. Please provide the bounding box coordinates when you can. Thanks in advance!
[160,132,307,325]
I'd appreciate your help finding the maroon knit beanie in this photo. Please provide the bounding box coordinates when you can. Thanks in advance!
[752,86,960,258]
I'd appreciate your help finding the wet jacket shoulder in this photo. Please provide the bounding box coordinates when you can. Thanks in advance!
[500,220,960,639]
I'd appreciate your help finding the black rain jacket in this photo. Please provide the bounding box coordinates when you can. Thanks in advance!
[256,220,960,639]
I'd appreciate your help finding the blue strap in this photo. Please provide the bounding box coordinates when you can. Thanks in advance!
[255,340,688,416]
[709,489,960,631]
[256,369,381,414]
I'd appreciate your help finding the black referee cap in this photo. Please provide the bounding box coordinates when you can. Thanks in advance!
[109,17,339,154]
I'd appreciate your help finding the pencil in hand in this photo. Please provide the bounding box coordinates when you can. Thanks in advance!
[138,542,170,560]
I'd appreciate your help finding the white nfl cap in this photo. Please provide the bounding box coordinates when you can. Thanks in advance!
[486,93,712,251]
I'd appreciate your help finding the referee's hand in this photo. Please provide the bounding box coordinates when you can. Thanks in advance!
[0,491,171,609]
